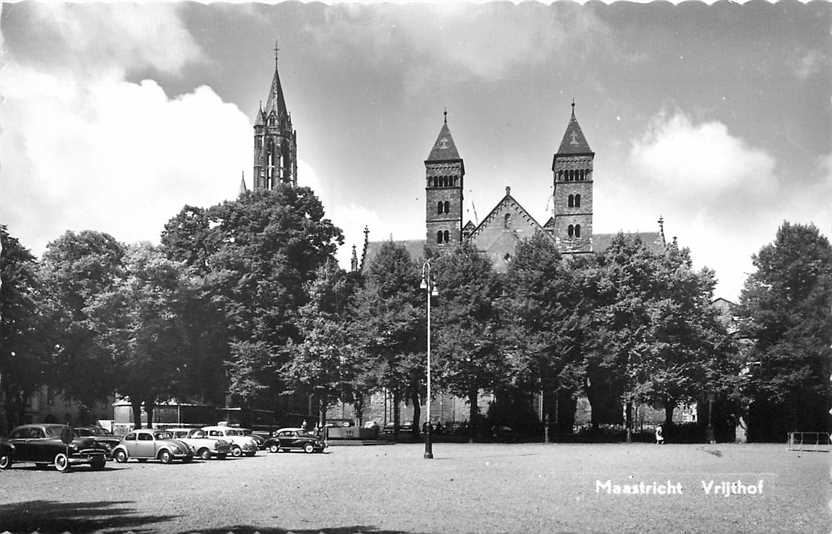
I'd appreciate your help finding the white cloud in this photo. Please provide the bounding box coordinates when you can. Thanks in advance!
[304,4,610,87]
[0,4,247,256]
[594,111,790,300]
[629,111,778,197]
[11,3,203,76]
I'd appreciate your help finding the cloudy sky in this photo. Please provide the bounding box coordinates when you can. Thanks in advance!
[1,1,829,300]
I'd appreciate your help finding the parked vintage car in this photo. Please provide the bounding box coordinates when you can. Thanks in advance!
[74,426,121,456]
[167,428,230,460]
[264,427,327,454]
[0,424,108,472]
[240,428,268,449]
[111,429,194,464]
[201,426,258,457]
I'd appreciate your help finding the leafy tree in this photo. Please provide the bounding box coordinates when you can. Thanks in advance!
[432,242,504,439]
[738,222,832,440]
[160,186,343,409]
[0,226,47,432]
[501,232,586,435]
[89,244,191,428]
[283,261,359,425]
[351,242,425,436]
[586,234,725,435]
[39,230,126,409]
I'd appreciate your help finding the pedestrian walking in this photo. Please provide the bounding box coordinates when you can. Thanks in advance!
[655,425,664,445]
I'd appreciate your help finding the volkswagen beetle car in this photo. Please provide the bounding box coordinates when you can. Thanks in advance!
[264,427,327,454]
[167,428,230,460]
[201,426,258,457]
[111,429,193,464]
[0,424,108,472]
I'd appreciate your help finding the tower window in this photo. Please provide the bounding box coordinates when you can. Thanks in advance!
[504,213,511,228]
[568,194,574,208]
[579,170,584,180]
[575,224,581,238]
[437,201,444,214]
[437,231,443,244]
[444,201,450,214]
[568,225,574,238]
[443,230,450,243]
[575,194,581,208]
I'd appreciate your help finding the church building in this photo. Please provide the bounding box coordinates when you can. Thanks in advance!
[361,102,666,274]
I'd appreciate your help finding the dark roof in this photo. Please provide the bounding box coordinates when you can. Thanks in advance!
[543,216,555,229]
[264,61,288,120]
[592,232,665,254]
[362,239,426,272]
[556,105,593,156]
[426,121,461,162]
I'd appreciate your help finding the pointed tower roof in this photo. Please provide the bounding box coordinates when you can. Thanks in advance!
[556,100,593,156]
[239,171,248,195]
[264,40,288,120]
[426,110,461,162]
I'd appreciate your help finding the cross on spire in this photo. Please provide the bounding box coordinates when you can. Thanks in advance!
[274,39,280,67]
[571,97,575,118]
[443,107,448,124]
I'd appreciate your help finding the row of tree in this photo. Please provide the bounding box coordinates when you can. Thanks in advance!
[1,185,830,441]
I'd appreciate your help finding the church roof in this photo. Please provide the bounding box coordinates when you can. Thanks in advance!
[556,103,593,156]
[264,55,288,121]
[426,117,462,162]
[361,239,426,273]
[592,232,665,254]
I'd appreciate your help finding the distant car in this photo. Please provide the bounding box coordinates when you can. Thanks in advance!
[167,428,231,460]
[111,429,194,464]
[264,428,327,454]
[0,424,108,472]
[382,422,415,435]
[74,426,121,456]
[239,428,267,450]
[201,426,258,457]
[491,424,515,442]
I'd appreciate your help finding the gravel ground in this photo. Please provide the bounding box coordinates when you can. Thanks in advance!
[0,442,828,534]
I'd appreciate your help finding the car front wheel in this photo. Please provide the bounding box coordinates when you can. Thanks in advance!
[0,453,12,470]
[54,453,70,472]
[304,443,314,454]
[159,450,172,464]
[269,444,279,453]
[231,446,242,457]
[198,448,212,461]
[114,450,128,463]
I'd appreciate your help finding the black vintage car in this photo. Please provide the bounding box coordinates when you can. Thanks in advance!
[74,426,121,456]
[264,428,327,454]
[0,424,109,472]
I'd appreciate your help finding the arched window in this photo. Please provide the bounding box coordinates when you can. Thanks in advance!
[575,224,581,238]
[437,201,444,214]
[504,213,511,228]
[443,230,450,243]
[444,201,450,214]
[437,231,443,244]
[568,225,574,238]
[575,194,581,208]
[568,194,574,208]
[558,171,563,181]
[579,170,584,181]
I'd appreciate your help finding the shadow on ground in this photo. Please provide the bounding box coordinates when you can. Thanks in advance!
[0,500,178,533]
[179,526,413,534]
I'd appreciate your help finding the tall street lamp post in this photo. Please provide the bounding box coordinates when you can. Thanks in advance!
[420,259,438,459]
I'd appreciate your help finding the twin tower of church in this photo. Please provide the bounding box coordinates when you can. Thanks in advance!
[248,45,611,264]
